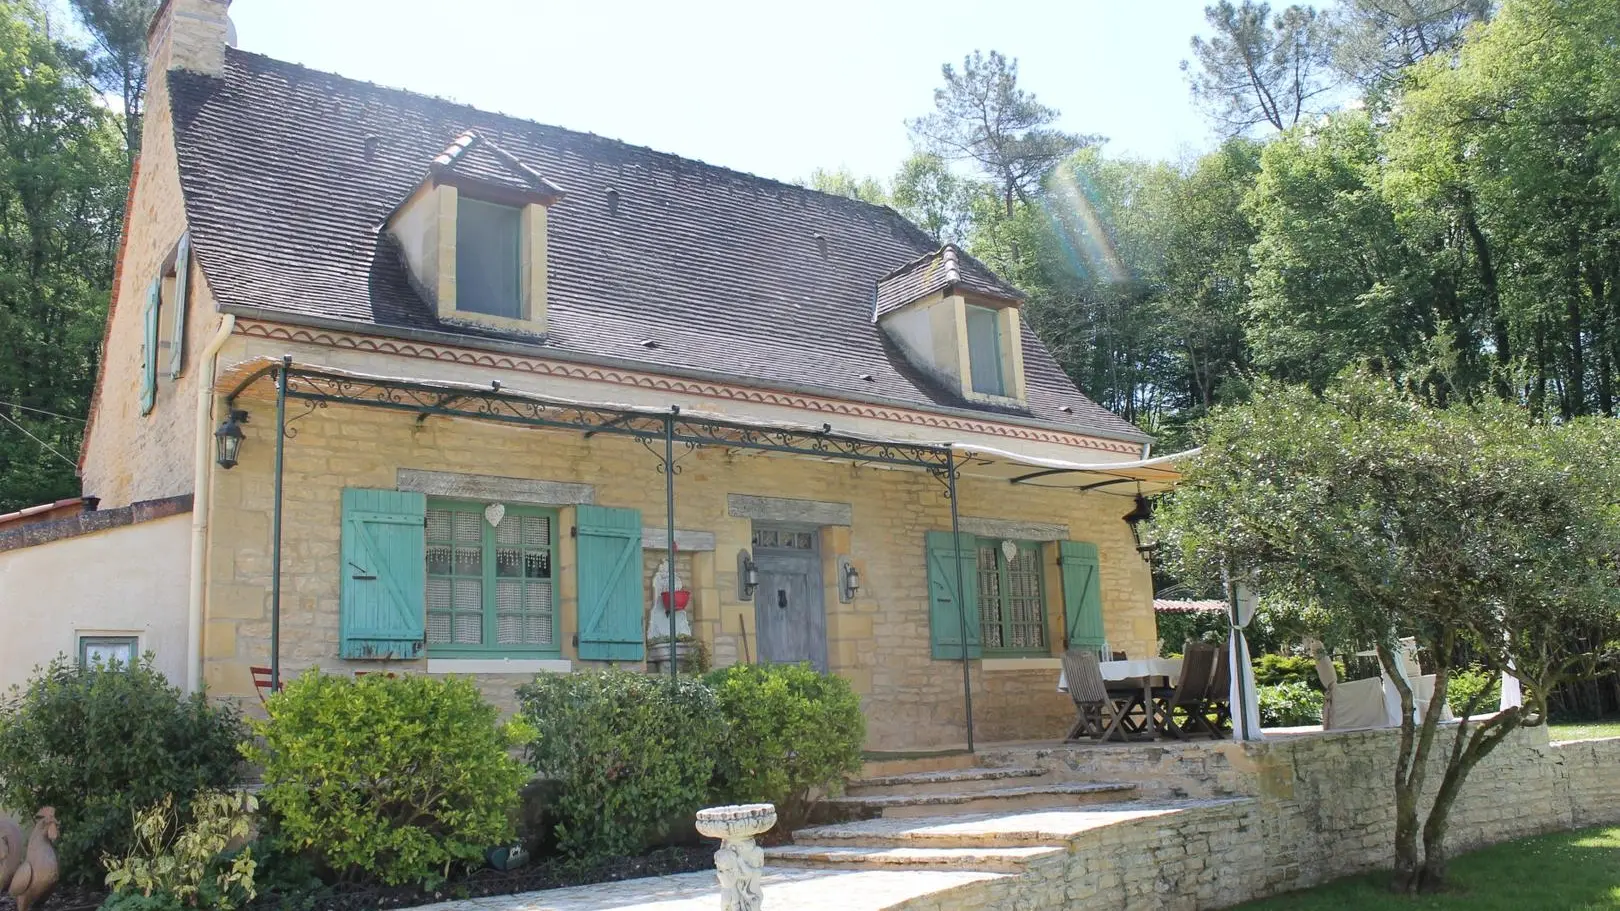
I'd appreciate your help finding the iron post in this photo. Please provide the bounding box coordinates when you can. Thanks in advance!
[665,409,678,687]
[270,355,290,692]
[946,447,975,752]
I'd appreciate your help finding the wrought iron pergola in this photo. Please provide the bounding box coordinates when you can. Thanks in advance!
[224,357,986,748]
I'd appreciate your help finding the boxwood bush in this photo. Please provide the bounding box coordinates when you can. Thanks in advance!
[1447,665,1503,716]
[242,672,529,887]
[516,670,724,862]
[705,663,865,830]
[0,656,245,884]
[1257,680,1325,727]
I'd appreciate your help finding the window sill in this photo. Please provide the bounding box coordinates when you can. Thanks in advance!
[426,657,571,675]
[981,657,1062,672]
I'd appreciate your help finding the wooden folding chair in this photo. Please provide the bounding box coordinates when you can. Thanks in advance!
[1152,643,1219,739]
[1203,643,1232,737]
[1062,650,1138,742]
[250,666,278,705]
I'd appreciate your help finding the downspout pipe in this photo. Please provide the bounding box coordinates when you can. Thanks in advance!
[186,314,235,694]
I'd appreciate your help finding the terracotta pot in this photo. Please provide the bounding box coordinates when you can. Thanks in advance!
[660,589,691,610]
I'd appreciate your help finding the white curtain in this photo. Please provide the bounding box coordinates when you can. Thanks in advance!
[1500,668,1524,711]
[1229,581,1265,740]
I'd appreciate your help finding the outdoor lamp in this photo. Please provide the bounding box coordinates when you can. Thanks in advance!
[838,556,861,603]
[214,409,248,469]
[1123,493,1157,560]
[738,551,760,599]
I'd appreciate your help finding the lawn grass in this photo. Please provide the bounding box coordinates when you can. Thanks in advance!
[1549,720,1620,742]
[1235,826,1620,910]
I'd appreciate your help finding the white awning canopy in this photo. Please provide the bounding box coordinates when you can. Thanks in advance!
[952,445,1198,497]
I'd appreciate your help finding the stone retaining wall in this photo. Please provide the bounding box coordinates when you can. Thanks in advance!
[959,726,1620,909]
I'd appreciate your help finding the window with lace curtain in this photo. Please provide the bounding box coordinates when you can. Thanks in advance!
[975,539,1047,654]
[424,500,558,657]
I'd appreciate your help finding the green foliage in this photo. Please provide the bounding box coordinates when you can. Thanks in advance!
[1186,1,1336,136]
[1155,610,1228,655]
[705,663,865,831]
[242,672,529,887]
[0,0,126,511]
[0,656,245,884]
[516,670,725,863]
[1257,681,1324,727]
[103,791,258,910]
[1447,666,1503,718]
[1253,654,1321,689]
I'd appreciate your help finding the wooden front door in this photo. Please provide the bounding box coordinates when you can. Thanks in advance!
[751,525,828,671]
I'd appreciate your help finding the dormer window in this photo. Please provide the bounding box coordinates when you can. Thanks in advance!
[965,304,1005,397]
[385,130,563,336]
[456,197,522,319]
[875,245,1027,405]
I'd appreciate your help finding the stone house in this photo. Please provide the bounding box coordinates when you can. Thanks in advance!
[66,0,1185,750]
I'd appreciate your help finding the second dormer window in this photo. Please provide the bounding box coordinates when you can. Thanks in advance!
[456,197,522,319]
[966,304,1005,397]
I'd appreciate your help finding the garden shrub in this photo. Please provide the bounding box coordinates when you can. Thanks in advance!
[516,669,725,862]
[242,672,529,887]
[1253,653,1323,688]
[0,656,246,884]
[1447,665,1503,716]
[1257,681,1324,727]
[705,663,865,831]
[102,791,259,911]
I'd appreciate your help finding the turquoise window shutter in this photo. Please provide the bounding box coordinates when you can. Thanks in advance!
[340,488,428,659]
[575,505,644,660]
[926,530,981,659]
[168,234,191,379]
[139,277,160,415]
[1060,540,1106,651]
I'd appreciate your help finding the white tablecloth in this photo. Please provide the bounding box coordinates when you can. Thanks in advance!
[1058,657,1183,692]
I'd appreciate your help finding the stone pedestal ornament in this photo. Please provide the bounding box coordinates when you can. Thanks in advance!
[695,803,775,911]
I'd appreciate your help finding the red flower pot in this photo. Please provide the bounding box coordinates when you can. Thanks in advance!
[660,590,691,611]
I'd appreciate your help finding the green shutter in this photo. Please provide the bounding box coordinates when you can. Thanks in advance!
[139,277,160,415]
[1060,540,1106,651]
[168,234,191,379]
[576,505,644,661]
[926,530,981,659]
[340,488,427,660]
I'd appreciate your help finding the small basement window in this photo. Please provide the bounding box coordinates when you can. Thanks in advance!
[79,634,139,667]
[966,305,1006,397]
[456,197,522,319]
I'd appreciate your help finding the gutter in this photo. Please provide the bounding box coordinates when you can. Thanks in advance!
[186,313,235,694]
[216,303,1156,448]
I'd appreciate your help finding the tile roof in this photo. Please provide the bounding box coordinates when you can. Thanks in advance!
[431,130,564,201]
[1153,599,1228,614]
[167,50,1149,444]
[874,245,1019,318]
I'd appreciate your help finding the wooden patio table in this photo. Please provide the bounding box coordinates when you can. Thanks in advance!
[1058,657,1184,740]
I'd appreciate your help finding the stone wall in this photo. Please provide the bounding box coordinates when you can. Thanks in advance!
[201,398,1158,749]
[969,726,1620,908]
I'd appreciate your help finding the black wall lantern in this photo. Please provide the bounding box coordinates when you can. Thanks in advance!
[1123,493,1157,560]
[214,409,248,469]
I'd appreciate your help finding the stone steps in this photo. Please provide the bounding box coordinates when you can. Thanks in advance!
[763,844,1066,874]
[844,765,1049,797]
[857,750,978,779]
[794,802,1173,849]
[823,781,1139,820]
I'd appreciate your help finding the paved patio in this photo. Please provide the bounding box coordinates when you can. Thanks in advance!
[408,868,1006,911]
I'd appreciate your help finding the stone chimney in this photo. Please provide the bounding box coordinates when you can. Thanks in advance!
[147,0,233,78]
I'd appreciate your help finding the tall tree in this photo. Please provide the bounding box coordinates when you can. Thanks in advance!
[1156,375,1620,891]
[1185,1,1337,136]
[805,167,890,206]
[1330,0,1492,93]
[66,0,157,162]
[0,0,125,511]
[908,50,1100,216]
[890,152,978,245]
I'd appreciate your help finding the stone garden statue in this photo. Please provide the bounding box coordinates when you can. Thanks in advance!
[0,813,22,892]
[7,807,59,911]
[696,804,775,911]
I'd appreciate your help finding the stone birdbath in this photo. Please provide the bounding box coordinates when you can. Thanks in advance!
[695,803,776,911]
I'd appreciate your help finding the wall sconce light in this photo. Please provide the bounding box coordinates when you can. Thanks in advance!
[214,409,248,469]
[737,550,760,600]
[838,556,860,603]
[1123,493,1158,561]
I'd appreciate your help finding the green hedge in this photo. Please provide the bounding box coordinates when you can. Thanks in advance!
[1448,665,1503,716]
[0,656,245,884]
[706,663,865,830]
[1257,681,1324,727]
[516,670,725,863]
[243,672,529,887]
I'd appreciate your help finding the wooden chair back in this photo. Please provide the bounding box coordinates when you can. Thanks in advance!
[1061,649,1110,706]
[1209,643,1231,696]
[1175,643,1219,703]
[249,666,277,705]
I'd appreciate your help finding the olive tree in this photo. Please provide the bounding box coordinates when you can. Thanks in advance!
[1153,374,1620,892]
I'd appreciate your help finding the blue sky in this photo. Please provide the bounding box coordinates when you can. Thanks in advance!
[227,1,1218,186]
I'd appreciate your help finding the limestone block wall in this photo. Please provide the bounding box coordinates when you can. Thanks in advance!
[981,726,1620,908]
[200,398,1157,749]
